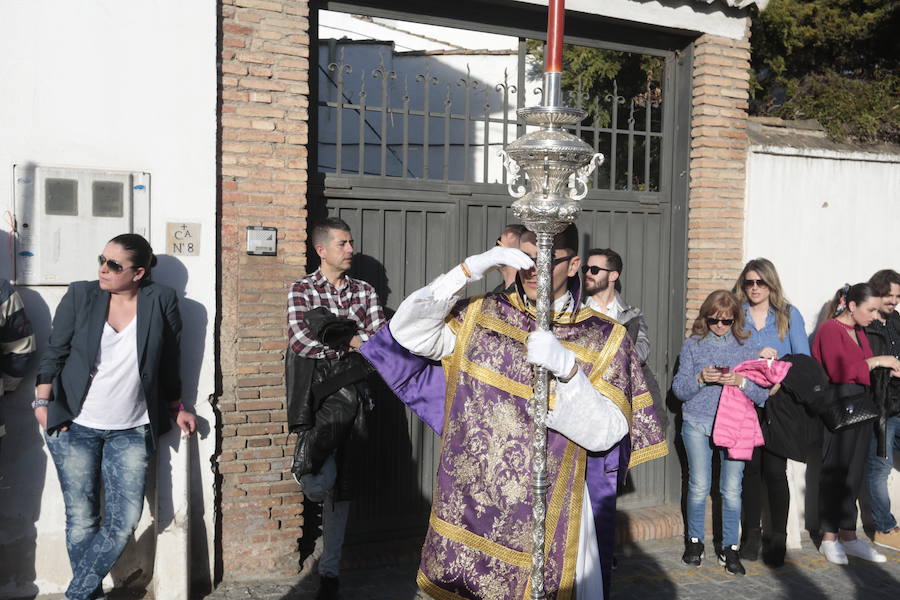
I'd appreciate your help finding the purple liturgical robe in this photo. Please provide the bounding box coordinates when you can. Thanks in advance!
[361,291,667,599]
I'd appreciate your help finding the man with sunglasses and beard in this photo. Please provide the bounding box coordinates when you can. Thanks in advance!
[360,225,667,600]
[583,249,650,364]
[583,249,666,430]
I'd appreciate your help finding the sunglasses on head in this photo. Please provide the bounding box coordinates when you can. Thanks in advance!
[743,279,768,289]
[582,265,614,276]
[706,317,735,326]
[98,255,136,274]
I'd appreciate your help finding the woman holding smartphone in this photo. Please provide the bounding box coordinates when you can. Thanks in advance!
[813,283,900,565]
[733,258,809,566]
[673,290,767,576]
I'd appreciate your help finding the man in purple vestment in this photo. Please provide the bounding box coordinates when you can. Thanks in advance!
[361,225,667,600]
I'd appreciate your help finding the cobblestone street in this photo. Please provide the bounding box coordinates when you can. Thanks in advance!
[202,532,900,600]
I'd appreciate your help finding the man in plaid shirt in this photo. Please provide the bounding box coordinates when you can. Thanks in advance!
[287,217,385,600]
[288,219,385,359]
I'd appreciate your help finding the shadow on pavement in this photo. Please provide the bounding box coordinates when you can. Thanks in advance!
[612,512,677,599]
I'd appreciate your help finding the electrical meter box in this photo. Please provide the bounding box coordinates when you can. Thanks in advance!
[13,164,150,285]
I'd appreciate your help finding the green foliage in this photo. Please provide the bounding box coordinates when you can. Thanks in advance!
[524,40,664,128]
[750,0,900,143]
[523,40,666,190]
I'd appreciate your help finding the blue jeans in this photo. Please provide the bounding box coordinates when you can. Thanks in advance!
[682,420,745,547]
[867,415,900,532]
[301,454,350,578]
[46,423,152,600]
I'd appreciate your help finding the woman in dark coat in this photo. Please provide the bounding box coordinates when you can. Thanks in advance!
[32,233,196,600]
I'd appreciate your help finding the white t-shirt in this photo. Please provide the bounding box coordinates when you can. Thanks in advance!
[73,318,149,430]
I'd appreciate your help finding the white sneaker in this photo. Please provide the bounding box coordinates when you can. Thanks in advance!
[840,539,887,563]
[819,540,848,565]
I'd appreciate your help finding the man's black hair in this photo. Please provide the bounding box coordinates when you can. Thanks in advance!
[586,248,623,274]
[520,224,578,254]
[868,269,900,297]
[311,217,351,248]
[501,224,528,239]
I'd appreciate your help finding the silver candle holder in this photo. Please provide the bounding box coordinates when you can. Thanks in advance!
[501,72,603,599]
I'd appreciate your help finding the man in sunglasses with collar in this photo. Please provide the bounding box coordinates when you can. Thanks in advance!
[583,250,649,363]
[583,249,665,429]
[360,224,666,600]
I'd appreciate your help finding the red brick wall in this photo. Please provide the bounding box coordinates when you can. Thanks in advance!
[686,31,752,327]
[218,0,310,579]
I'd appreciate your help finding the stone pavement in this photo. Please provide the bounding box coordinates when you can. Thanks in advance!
[610,534,900,599]
[202,532,900,600]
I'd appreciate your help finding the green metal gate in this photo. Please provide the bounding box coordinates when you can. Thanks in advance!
[311,0,693,541]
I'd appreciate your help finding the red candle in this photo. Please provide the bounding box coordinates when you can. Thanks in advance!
[545,0,565,73]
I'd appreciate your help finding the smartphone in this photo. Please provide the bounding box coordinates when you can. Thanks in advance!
[715,365,730,374]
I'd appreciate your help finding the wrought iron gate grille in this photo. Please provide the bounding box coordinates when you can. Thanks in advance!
[317,40,665,193]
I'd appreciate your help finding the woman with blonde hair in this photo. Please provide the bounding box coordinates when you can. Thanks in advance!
[673,290,768,576]
[733,258,809,566]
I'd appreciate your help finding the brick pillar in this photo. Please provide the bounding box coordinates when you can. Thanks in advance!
[218,0,310,579]
[685,31,752,327]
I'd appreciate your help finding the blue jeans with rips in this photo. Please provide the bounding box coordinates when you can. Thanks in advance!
[46,422,152,600]
[867,415,900,533]
[682,419,746,547]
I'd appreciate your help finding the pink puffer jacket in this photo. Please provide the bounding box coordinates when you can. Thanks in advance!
[712,359,791,460]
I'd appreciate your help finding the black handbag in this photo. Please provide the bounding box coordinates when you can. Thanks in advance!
[820,383,879,432]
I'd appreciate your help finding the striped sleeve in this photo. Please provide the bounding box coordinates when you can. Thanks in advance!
[0,280,36,389]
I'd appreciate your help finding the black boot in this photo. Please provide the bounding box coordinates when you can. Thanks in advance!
[740,527,761,561]
[718,545,746,576]
[316,575,339,600]
[682,537,704,567]
[762,532,787,567]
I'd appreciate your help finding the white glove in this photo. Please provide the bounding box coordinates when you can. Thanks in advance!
[527,330,576,379]
[463,246,534,281]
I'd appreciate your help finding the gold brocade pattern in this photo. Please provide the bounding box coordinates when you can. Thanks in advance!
[629,439,669,468]
[429,512,531,567]
[419,292,664,599]
[559,447,586,600]
[417,571,469,600]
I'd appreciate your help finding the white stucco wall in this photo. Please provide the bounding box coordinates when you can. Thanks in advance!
[0,1,216,597]
[514,0,750,40]
[744,142,900,546]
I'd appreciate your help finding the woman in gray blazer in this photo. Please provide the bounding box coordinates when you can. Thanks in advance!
[32,233,196,600]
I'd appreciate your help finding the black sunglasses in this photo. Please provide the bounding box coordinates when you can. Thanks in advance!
[522,254,574,266]
[743,279,768,289]
[98,255,136,274]
[582,265,615,276]
[706,317,735,326]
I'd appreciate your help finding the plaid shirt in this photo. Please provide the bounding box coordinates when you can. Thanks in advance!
[287,269,386,359]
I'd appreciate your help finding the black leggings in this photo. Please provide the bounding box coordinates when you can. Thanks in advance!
[742,445,791,535]
[819,424,872,533]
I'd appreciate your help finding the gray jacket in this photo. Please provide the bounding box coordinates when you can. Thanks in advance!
[618,302,651,365]
[618,301,668,431]
[37,280,182,446]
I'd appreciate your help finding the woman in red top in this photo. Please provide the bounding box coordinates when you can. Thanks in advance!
[812,283,900,564]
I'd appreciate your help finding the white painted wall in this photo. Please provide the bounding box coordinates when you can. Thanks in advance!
[514,0,751,40]
[0,1,216,597]
[744,142,900,547]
